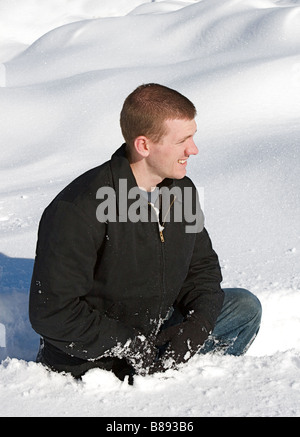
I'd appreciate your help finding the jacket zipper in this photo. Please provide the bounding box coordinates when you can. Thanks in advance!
[148,196,176,243]
[148,195,176,333]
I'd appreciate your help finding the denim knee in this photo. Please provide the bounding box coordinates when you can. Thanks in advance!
[222,287,262,333]
[204,288,262,356]
[233,288,262,319]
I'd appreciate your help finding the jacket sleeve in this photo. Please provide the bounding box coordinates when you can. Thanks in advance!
[29,200,136,360]
[175,227,224,335]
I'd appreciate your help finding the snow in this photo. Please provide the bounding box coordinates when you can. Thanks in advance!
[0,0,299,417]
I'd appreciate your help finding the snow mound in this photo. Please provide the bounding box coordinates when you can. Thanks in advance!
[0,351,299,416]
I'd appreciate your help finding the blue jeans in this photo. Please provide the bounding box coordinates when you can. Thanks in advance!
[165,288,262,356]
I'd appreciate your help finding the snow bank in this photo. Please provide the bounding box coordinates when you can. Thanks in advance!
[0,0,299,417]
[0,0,149,62]
[0,350,299,417]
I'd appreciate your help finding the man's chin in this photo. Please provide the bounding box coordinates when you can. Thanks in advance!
[173,170,187,180]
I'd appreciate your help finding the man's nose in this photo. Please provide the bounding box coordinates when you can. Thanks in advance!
[186,139,198,156]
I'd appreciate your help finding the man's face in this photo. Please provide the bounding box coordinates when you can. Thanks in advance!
[146,118,198,182]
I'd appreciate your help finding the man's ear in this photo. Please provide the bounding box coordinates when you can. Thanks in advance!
[133,136,150,157]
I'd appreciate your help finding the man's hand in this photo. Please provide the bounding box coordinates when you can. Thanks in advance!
[125,334,158,375]
[154,317,209,369]
[114,316,210,377]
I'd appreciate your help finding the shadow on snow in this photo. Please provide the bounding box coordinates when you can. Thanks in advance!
[0,253,39,362]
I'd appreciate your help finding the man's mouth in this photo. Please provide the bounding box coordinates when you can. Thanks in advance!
[178,159,187,164]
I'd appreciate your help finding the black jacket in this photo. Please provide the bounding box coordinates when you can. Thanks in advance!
[29,145,224,362]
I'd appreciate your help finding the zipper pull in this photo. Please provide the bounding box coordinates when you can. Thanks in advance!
[158,223,165,243]
[159,230,165,243]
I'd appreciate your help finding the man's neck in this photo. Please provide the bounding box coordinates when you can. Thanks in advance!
[129,160,162,192]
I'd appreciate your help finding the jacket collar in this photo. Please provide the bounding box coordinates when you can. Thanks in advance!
[110,144,137,194]
[110,143,175,192]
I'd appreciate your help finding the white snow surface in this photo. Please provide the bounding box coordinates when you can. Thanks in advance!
[0,0,299,417]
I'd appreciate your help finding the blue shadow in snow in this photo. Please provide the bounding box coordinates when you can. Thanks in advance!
[0,253,39,361]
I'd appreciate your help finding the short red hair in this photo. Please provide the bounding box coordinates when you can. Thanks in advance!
[120,83,197,147]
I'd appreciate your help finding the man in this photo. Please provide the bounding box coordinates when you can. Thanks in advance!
[29,83,261,382]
